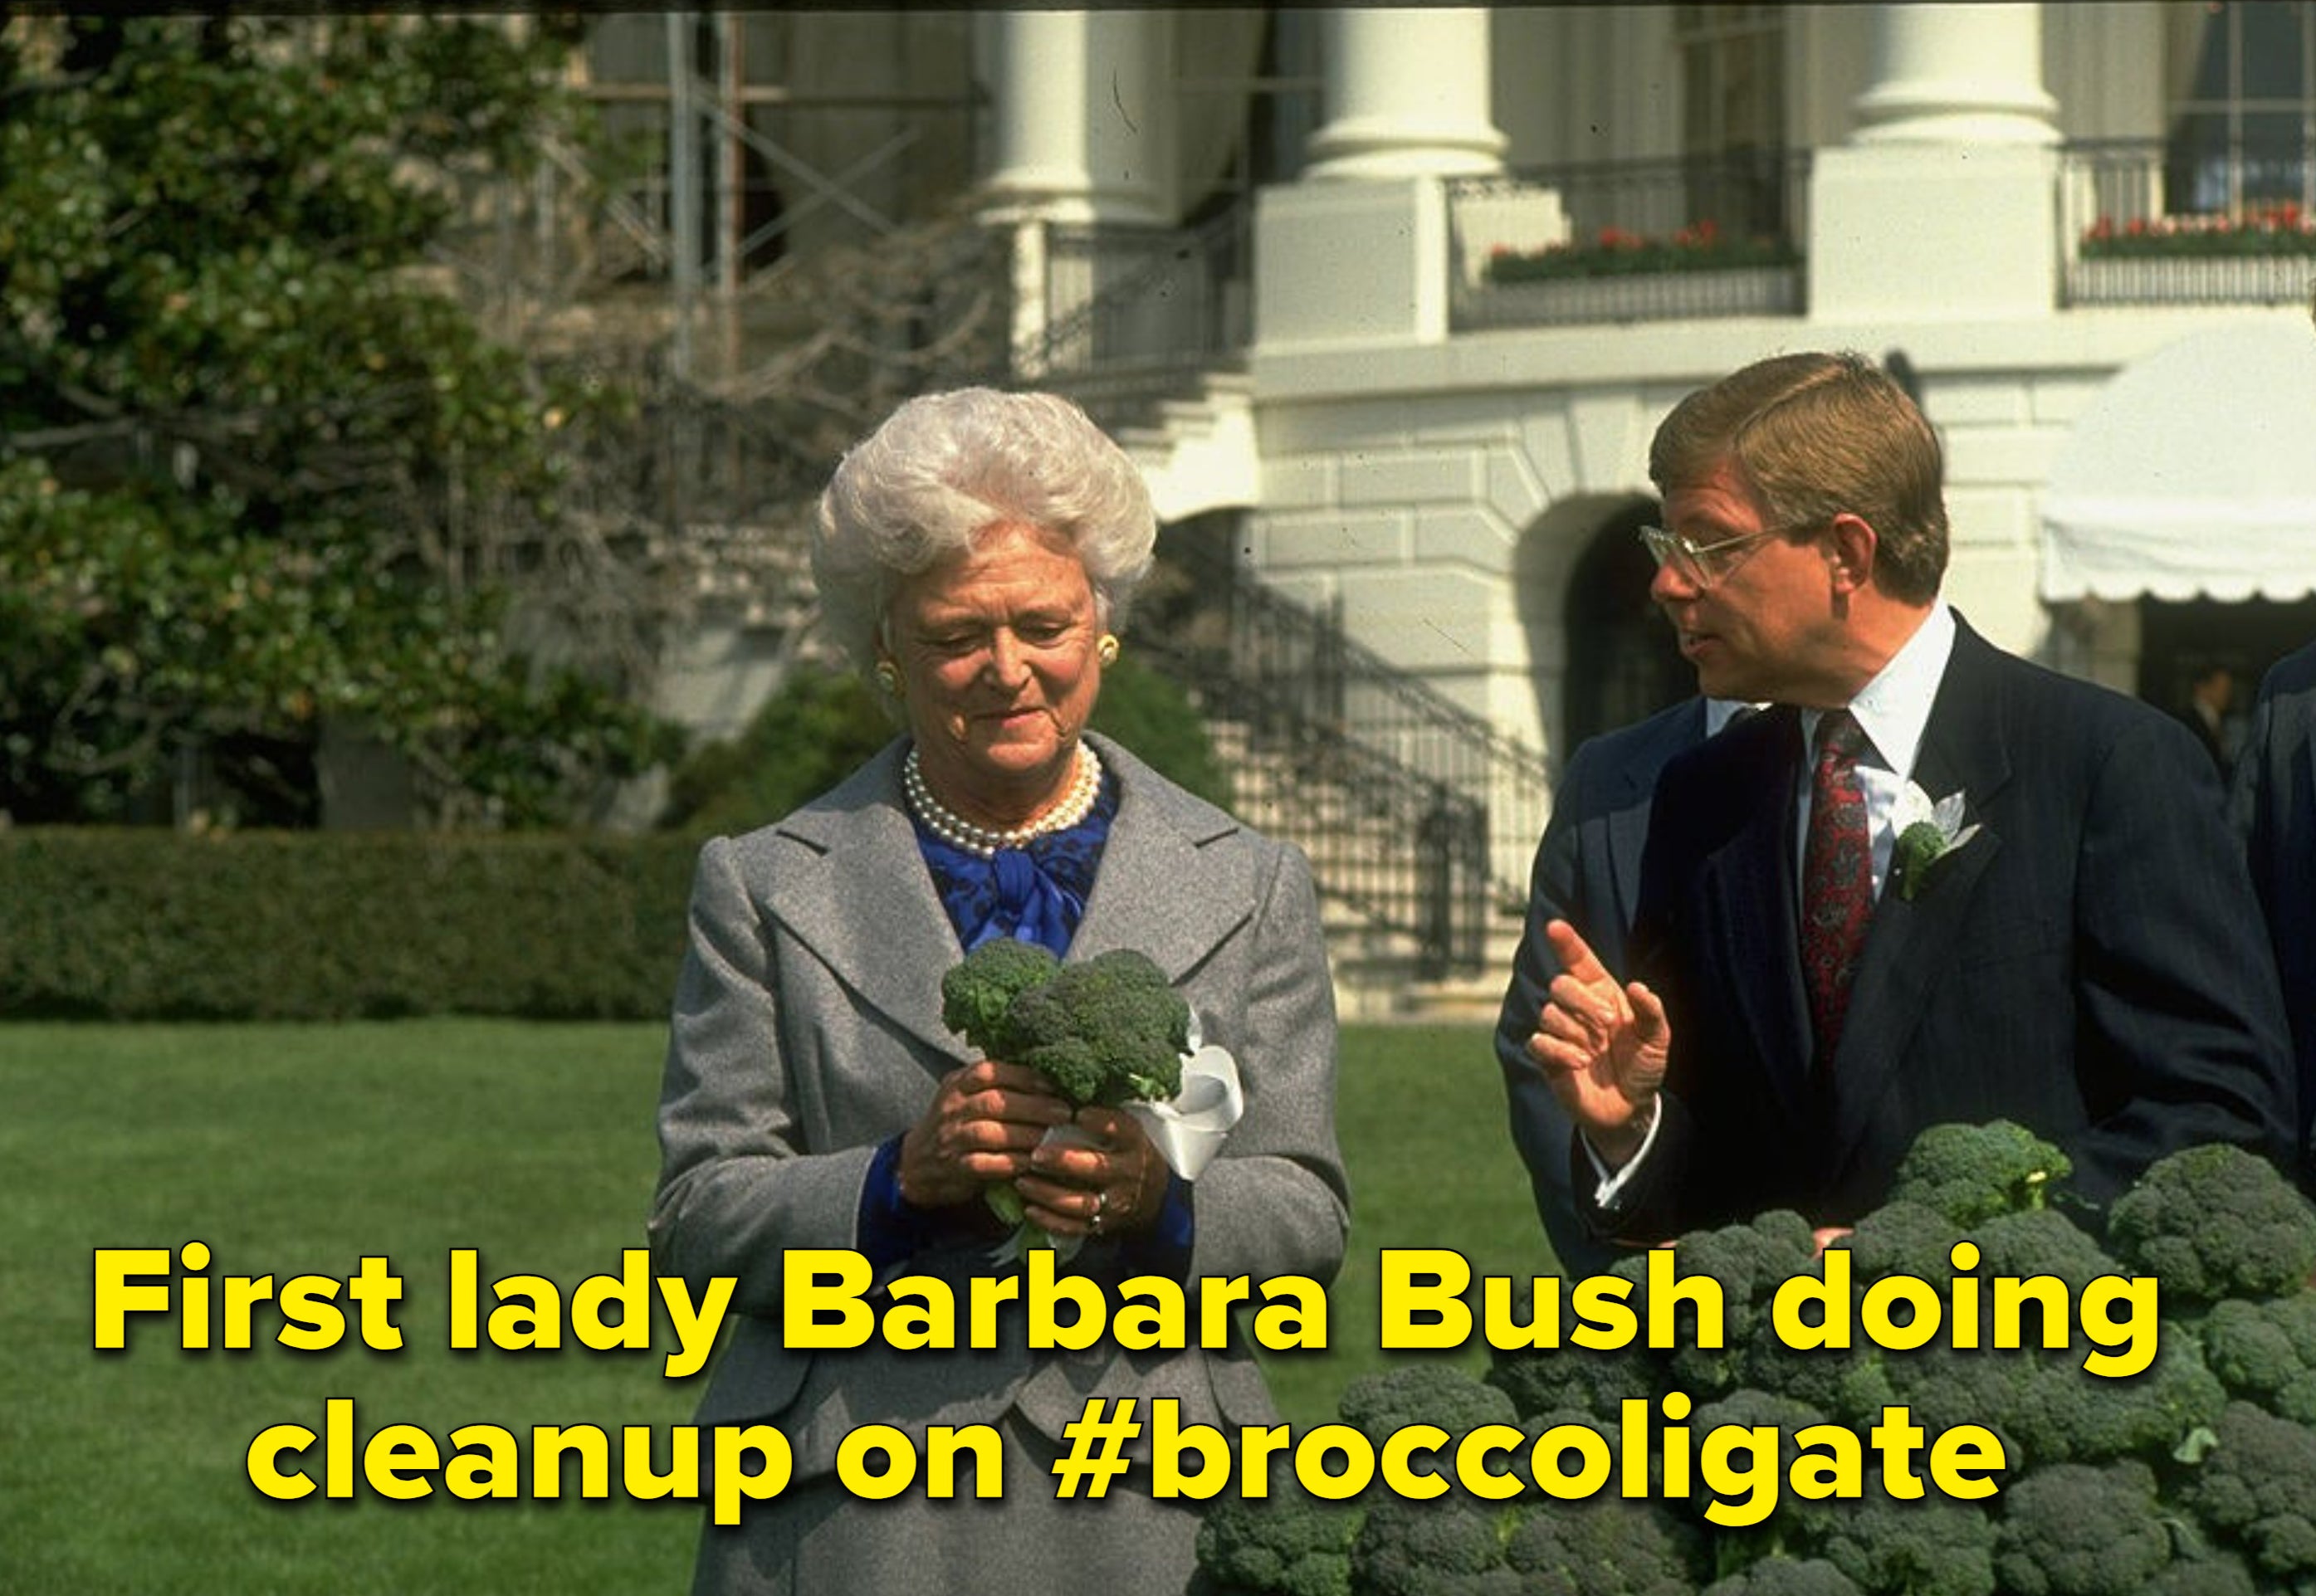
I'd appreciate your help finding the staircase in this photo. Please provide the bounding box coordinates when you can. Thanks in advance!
[969,197,1559,1018]
[1121,513,1550,1021]
[1204,715,1529,1022]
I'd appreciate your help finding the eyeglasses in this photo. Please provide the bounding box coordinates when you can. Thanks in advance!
[1635,521,1801,588]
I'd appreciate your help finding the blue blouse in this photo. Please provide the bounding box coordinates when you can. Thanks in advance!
[858,759,1195,1280]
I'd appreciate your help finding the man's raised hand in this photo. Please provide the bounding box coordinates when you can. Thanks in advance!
[1523,919,1671,1165]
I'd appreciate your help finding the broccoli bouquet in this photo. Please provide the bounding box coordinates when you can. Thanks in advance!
[939,937,1196,1256]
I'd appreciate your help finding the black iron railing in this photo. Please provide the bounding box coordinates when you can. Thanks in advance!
[1004,201,1255,422]
[1447,151,1811,330]
[2061,138,2316,307]
[1131,534,1549,979]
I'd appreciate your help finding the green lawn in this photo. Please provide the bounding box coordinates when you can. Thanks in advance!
[0,1018,1542,1594]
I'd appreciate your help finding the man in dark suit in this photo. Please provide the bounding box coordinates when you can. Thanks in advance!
[1522,352,2292,1241]
[1495,695,1728,1273]
[2177,661,2236,778]
[2232,639,2316,1192]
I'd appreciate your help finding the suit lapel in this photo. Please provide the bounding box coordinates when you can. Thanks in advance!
[755,735,1252,1064]
[761,741,973,1064]
[1069,736,1253,981]
[1690,707,1812,1124]
[1824,622,2015,1163]
[1606,698,1707,917]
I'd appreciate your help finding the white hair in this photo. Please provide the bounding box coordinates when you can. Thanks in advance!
[810,388,1157,667]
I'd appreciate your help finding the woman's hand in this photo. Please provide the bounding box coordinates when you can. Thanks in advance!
[898,1059,1074,1210]
[1014,1104,1169,1240]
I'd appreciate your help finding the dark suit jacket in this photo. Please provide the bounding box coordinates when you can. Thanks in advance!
[1495,698,1707,1274]
[2231,639,2316,1188]
[649,735,1349,1481]
[1598,617,2294,1238]
[2177,704,2229,774]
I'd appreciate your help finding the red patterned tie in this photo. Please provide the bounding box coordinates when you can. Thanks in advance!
[1801,709,1873,1062]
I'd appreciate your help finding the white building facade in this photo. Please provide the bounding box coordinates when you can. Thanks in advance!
[970,4,2316,780]
[577,5,2316,1004]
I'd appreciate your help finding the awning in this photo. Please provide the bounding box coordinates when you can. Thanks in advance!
[2039,321,2316,603]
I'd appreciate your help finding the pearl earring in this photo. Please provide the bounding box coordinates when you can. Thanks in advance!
[1097,635,1121,665]
[873,660,901,695]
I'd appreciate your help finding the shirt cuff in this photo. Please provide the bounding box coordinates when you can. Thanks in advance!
[1112,1174,1195,1281]
[1581,1098,1664,1210]
[856,1133,979,1271]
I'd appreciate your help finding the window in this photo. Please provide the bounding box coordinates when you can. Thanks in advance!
[2165,2,2316,213]
[1674,6,1790,237]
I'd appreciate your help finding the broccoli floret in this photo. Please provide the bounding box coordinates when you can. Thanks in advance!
[1193,1482,1359,1596]
[2175,1401,2316,1586]
[1488,1339,1664,1428]
[2106,1144,2316,1305]
[1685,1389,1837,1560]
[1834,1201,1967,1284]
[2143,1548,2260,1596]
[2200,1294,2316,1424]
[1502,1498,1706,1596]
[1338,1364,1520,1445]
[1647,1212,1819,1397]
[1761,1202,1962,1430]
[1888,1120,2072,1228]
[1488,1258,1668,1424]
[940,942,1190,1106]
[1878,1339,2042,1467]
[939,935,1061,1057]
[2035,1323,2226,1466]
[1877,1313,2219,1472]
[1992,1460,2174,1596]
[1699,1559,1863,1596]
[1002,947,1192,1105]
[1818,1482,1997,1596]
[1961,1208,2221,1467]
[1351,1496,1519,1596]
[1968,1207,2123,1292]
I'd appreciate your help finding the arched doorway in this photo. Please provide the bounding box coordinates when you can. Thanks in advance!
[1562,503,1690,749]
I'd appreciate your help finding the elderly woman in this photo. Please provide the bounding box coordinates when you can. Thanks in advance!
[650,388,1349,1595]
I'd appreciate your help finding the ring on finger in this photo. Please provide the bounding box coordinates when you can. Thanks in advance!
[1090,1188,1108,1234]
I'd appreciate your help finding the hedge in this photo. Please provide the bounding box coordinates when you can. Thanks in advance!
[0,828,704,1021]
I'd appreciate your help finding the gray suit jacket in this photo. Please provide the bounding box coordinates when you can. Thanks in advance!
[2232,640,2316,1189]
[1494,699,1707,1275]
[649,734,1349,1478]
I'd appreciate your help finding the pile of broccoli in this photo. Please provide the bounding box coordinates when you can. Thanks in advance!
[1194,1122,2316,1596]
[938,937,1194,1251]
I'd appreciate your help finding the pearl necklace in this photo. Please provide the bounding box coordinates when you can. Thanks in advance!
[903,742,1104,858]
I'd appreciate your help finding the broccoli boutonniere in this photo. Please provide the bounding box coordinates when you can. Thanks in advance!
[1892,783,1981,901]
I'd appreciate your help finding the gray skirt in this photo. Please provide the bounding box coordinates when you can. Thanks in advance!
[691,1409,1207,1596]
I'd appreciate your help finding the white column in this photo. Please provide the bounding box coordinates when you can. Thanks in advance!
[981,10,1097,222]
[1808,2,2059,320]
[1083,11,1168,223]
[980,12,1165,224]
[1256,8,1503,347]
[1853,2,2059,146]
[1303,8,1506,180]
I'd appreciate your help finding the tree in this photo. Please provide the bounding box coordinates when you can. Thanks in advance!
[0,13,672,827]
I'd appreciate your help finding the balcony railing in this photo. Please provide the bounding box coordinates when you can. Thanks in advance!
[2061,139,2316,308]
[1006,203,1254,401]
[1447,151,1810,332]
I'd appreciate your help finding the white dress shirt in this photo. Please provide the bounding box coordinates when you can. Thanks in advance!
[1796,602,1958,900]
